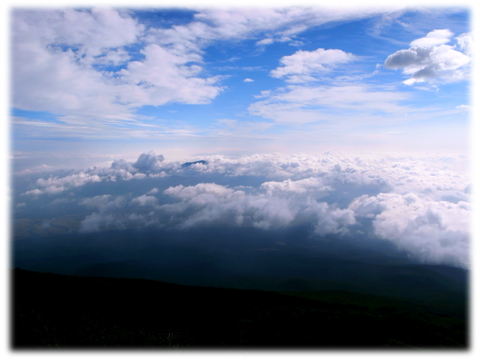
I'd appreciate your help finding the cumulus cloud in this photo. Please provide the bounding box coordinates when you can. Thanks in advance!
[80,212,127,233]
[270,48,356,82]
[12,7,405,127]
[132,152,165,173]
[384,29,472,85]
[410,29,453,46]
[23,171,102,196]
[455,32,473,56]
[160,182,354,233]
[12,6,415,143]
[131,195,158,207]
[12,9,141,116]
[80,195,126,212]
[12,8,223,126]
[22,152,176,196]
[260,177,331,196]
[350,193,469,268]
[21,151,469,204]
[116,44,223,107]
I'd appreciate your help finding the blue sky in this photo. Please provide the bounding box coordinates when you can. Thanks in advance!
[5,1,475,290]
[3,5,476,352]
[9,3,472,172]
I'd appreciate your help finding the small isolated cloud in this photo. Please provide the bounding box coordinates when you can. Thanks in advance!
[456,104,471,111]
[270,48,356,83]
[384,29,472,85]
[256,38,274,46]
[243,78,254,82]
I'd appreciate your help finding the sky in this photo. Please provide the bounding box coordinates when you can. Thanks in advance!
[3,0,478,357]
[9,2,473,172]
[7,2,473,264]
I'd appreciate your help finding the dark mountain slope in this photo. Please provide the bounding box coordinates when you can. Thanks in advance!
[12,268,467,349]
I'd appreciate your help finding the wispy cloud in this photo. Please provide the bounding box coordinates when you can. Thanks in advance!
[248,84,410,124]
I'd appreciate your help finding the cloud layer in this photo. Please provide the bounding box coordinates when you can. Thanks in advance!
[14,151,470,268]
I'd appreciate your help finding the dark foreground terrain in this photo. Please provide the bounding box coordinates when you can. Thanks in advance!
[12,268,467,349]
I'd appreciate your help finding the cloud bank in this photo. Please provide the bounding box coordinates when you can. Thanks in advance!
[14,151,470,268]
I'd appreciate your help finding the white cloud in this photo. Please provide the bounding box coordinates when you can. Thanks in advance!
[80,212,126,233]
[270,48,356,83]
[80,194,114,208]
[410,29,453,47]
[249,84,409,124]
[455,33,473,56]
[116,44,222,107]
[23,171,102,196]
[131,195,158,207]
[12,8,223,127]
[260,177,331,195]
[17,151,470,268]
[160,182,354,233]
[191,7,399,44]
[21,152,179,196]
[12,9,143,117]
[256,38,274,46]
[21,152,469,204]
[11,6,408,137]
[456,104,471,111]
[243,78,254,82]
[350,193,469,268]
[309,202,355,236]
[384,29,471,85]
[164,183,236,200]
[132,151,166,173]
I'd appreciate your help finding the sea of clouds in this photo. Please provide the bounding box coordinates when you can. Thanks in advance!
[13,151,470,269]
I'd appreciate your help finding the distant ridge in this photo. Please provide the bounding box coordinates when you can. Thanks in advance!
[181,160,207,168]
